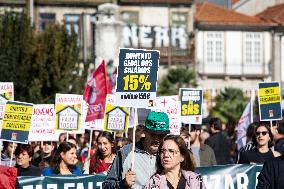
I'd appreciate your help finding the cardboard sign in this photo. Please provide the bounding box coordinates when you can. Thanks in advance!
[258,82,282,121]
[55,94,83,131]
[152,96,181,135]
[104,94,129,132]
[180,88,203,124]
[115,48,159,108]
[1,101,33,143]
[29,104,57,141]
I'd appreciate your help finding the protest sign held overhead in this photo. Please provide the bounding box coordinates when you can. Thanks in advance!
[104,94,129,132]
[152,95,181,135]
[115,48,159,108]
[29,104,57,141]
[1,101,33,144]
[83,60,108,122]
[258,82,282,121]
[180,88,203,124]
[55,94,83,131]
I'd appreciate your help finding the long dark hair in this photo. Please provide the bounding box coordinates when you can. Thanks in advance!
[156,135,195,174]
[50,142,77,174]
[252,122,274,148]
[92,131,116,172]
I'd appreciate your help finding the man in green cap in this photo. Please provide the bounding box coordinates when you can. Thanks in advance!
[103,111,170,189]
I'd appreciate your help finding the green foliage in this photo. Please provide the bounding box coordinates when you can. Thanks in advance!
[210,87,249,124]
[158,66,197,95]
[0,11,87,104]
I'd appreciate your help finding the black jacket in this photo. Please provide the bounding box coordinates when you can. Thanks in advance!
[205,132,230,165]
[257,155,284,189]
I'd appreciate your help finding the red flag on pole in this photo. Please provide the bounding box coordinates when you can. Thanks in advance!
[83,60,108,121]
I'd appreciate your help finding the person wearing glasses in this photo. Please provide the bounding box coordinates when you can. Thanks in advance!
[238,122,281,164]
[143,135,206,189]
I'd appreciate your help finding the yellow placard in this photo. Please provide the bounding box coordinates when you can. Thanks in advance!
[2,121,30,131]
[5,104,33,114]
[55,94,83,131]
[259,95,281,104]
[259,87,280,97]
[2,102,33,132]
[103,95,129,132]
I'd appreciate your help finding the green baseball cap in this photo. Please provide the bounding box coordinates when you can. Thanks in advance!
[145,111,170,134]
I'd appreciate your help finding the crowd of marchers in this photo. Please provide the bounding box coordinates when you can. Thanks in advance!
[1,111,284,189]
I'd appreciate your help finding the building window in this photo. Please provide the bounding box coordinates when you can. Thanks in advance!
[39,13,55,31]
[205,32,224,64]
[64,14,81,45]
[121,11,139,25]
[171,12,188,29]
[244,33,262,65]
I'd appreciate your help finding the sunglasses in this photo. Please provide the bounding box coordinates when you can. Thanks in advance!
[256,131,268,136]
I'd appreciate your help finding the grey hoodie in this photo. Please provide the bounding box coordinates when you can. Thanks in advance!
[1,153,15,167]
[103,139,157,189]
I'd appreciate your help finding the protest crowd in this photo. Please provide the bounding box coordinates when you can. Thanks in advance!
[1,113,284,188]
[0,49,284,189]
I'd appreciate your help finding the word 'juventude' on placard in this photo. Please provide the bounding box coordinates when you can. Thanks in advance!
[125,53,152,59]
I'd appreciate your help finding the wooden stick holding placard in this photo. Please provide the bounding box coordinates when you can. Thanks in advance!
[188,124,191,150]
[250,89,255,123]
[9,142,16,167]
[0,140,2,165]
[270,120,273,130]
[131,108,138,171]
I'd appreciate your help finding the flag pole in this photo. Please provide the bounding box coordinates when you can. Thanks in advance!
[131,108,137,171]
[0,140,2,165]
[9,142,15,167]
[188,124,191,150]
[250,89,255,123]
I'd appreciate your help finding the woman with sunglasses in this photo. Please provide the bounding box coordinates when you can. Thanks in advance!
[143,135,206,189]
[238,122,281,164]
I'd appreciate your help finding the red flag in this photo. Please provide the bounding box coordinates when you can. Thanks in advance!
[83,60,108,121]
[0,165,17,189]
[107,67,117,94]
